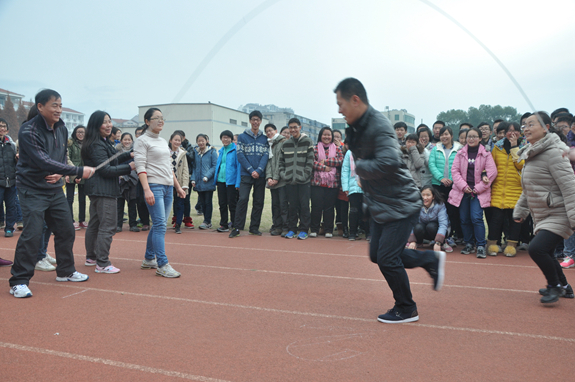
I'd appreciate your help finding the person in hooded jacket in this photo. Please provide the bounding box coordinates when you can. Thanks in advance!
[401,133,429,189]
[116,132,140,233]
[214,130,240,233]
[178,130,195,228]
[264,124,288,236]
[191,134,218,229]
[513,112,575,304]
[65,125,87,230]
[169,131,189,234]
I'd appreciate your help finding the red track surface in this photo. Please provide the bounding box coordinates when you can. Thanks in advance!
[1,228,573,381]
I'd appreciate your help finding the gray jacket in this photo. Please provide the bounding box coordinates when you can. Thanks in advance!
[265,134,287,189]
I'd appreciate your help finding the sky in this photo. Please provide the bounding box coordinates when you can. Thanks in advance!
[1,0,574,127]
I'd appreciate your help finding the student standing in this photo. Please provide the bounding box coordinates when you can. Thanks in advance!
[169,131,190,234]
[214,130,240,232]
[65,125,87,230]
[264,124,288,236]
[116,132,140,232]
[191,134,217,229]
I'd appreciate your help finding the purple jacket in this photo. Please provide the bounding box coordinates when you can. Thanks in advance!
[448,144,497,208]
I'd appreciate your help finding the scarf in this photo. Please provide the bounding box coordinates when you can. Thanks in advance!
[318,143,337,186]
[349,152,356,177]
[267,133,279,159]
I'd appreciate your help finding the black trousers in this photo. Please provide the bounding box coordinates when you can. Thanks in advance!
[519,214,534,244]
[434,184,462,239]
[487,207,521,243]
[335,198,349,231]
[270,186,288,232]
[117,196,137,228]
[10,189,77,286]
[369,213,438,314]
[348,193,364,236]
[528,230,568,287]
[413,221,439,243]
[66,182,86,222]
[217,182,238,227]
[310,186,339,234]
[136,182,150,226]
[233,176,265,231]
[286,182,311,232]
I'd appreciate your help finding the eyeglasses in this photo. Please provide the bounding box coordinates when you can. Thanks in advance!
[466,135,480,139]
[0,124,7,130]
[150,117,165,122]
[479,127,490,131]
[521,123,538,131]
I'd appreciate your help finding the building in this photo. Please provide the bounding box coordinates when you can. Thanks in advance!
[331,117,346,131]
[61,107,85,136]
[0,88,24,109]
[239,103,328,142]
[382,108,416,133]
[112,118,139,129]
[137,103,268,149]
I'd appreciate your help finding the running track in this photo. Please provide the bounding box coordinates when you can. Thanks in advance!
[0,228,572,381]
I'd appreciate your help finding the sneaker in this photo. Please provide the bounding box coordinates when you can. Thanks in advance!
[217,225,230,232]
[129,226,140,232]
[285,231,295,239]
[297,231,308,240]
[539,284,574,299]
[441,243,453,253]
[56,271,89,282]
[377,307,419,324]
[156,263,181,278]
[428,251,446,291]
[196,209,203,216]
[79,221,89,229]
[540,286,565,304]
[199,223,212,230]
[455,237,465,245]
[95,265,120,274]
[476,246,486,259]
[17,221,23,230]
[35,258,56,272]
[175,225,182,234]
[460,243,475,255]
[560,258,575,269]
[342,228,349,238]
[229,228,240,238]
[116,226,123,233]
[309,232,318,238]
[73,222,80,230]
[280,230,289,238]
[349,234,356,241]
[85,259,97,266]
[5,230,14,238]
[141,258,158,269]
[445,237,456,247]
[249,229,262,236]
[141,225,150,231]
[270,229,282,236]
[10,284,32,298]
[45,253,57,265]
[325,233,333,238]
[0,257,13,267]
[517,243,529,251]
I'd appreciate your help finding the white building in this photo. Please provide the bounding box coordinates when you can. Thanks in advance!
[137,103,268,149]
[0,88,24,109]
[112,118,139,129]
[382,108,416,133]
[61,107,85,136]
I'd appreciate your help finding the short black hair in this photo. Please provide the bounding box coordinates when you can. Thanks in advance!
[334,77,369,105]
[0,118,8,129]
[433,120,445,128]
[35,89,61,106]
[458,128,469,137]
[135,125,145,134]
[288,118,301,126]
[405,133,418,142]
[333,129,343,138]
[439,126,453,138]
[551,108,570,120]
[477,122,491,130]
[459,122,473,129]
[555,112,573,124]
[249,110,262,120]
[174,129,186,137]
[416,123,429,132]
[417,127,432,140]
[264,123,277,131]
[280,126,289,134]
[496,121,509,134]
[394,122,407,130]
[520,112,531,124]
[220,130,234,140]
[493,119,504,124]
[317,127,333,144]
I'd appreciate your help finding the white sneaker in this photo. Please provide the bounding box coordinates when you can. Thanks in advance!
[155,263,181,278]
[141,259,158,269]
[10,284,32,298]
[35,258,56,272]
[325,233,333,238]
[56,271,89,282]
[309,232,318,238]
[45,253,57,265]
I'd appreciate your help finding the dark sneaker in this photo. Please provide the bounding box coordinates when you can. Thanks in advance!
[476,246,486,258]
[539,284,574,299]
[540,286,565,303]
[377,307,419,324]
[249,229,262,236]
[217,225,229,232]
[0,257,14,267]
[460,243,475,255]
[270,229,282,236]
[175,225,182,234]
[342,228,349,238]
[280,230,289,237]
[229,228,240,238]
[116,226,123,233]
[5,230,13,238]
[428,251,446,291]
[141,225,150,231]
[129,226,140,232]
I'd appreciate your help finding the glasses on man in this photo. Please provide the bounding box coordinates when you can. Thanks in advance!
[479,127,490,131]
[150,117,165,122]
[466,135,480,140]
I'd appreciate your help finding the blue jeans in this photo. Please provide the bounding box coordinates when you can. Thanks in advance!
[459,194,486,247]
[145,184,173,267]
[0,186,18,232]
[564,232,575,259]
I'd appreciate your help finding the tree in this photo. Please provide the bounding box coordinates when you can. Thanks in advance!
[436,104,522,136]
[16,101,29,135]
[1,96,19,139]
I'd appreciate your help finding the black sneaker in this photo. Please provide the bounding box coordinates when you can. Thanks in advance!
[460,243,475,255]
[540,286,566,303]
[175,225,182,234]
[270,229,282,236]
[539,284,574,299]
[129,226,140,232]
[377,307,419,324]
[476,246,486,258]
[342,228,349,238]
[249,229,262,236]
[229,228,240,238]
[5,230,13,238]
[428,251,446,291]
[217,225,229,232]
[116,226,123,233]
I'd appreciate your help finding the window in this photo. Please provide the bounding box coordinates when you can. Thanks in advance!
[241,122,248,127]
[229,119,237,125]
[394,115,399,121]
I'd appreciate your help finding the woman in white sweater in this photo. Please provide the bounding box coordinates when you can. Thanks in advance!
[134,108,186,278]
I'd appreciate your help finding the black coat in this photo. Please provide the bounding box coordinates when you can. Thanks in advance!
[345,106,422,224]
[83,138,132,198]
[0,138,17,188]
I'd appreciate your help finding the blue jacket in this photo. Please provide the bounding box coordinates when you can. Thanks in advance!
[408,202,450,244]
[191,146,218,192]
[214,143,241,188]
[236,128,269,177]
[341,150,363,195]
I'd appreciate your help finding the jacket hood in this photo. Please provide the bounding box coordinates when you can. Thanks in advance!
[218,142,236,153]
[458,143,490,158]
[272,134,286,145]
[518,133,569,161]
[244,128,263,139]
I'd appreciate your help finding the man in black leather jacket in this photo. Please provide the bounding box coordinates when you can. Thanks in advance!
[335,78,446,323]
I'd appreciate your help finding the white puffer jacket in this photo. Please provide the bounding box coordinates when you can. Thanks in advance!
[513,133,575,239]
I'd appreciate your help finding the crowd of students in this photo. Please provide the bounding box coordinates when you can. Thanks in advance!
[2,88,575,306]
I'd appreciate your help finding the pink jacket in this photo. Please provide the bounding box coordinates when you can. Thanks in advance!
[448,144,497,208]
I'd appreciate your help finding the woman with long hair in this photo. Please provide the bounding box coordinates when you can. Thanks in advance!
[81,111,134,274]
[406,186,452,252]
[191,133,218,229]
[65,125,87,230]
[134,108,186,278]
[513,112,575,303]
[169,131,189,234]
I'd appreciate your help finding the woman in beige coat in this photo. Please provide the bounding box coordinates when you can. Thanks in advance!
[513,112,575,304]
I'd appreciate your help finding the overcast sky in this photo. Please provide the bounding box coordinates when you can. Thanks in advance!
[2,0,574,127]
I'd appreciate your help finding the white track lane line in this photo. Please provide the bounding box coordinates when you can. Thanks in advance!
[3,279,574,344]
[0,341,231,382]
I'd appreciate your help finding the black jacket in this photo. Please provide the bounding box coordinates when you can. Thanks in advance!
[345,106,422,224]
[83,137,132,198]
[0,137,17,188]
[181,139,195,177]
[17,115,82,193]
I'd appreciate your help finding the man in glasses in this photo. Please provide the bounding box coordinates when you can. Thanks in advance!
[478,122,494,152]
